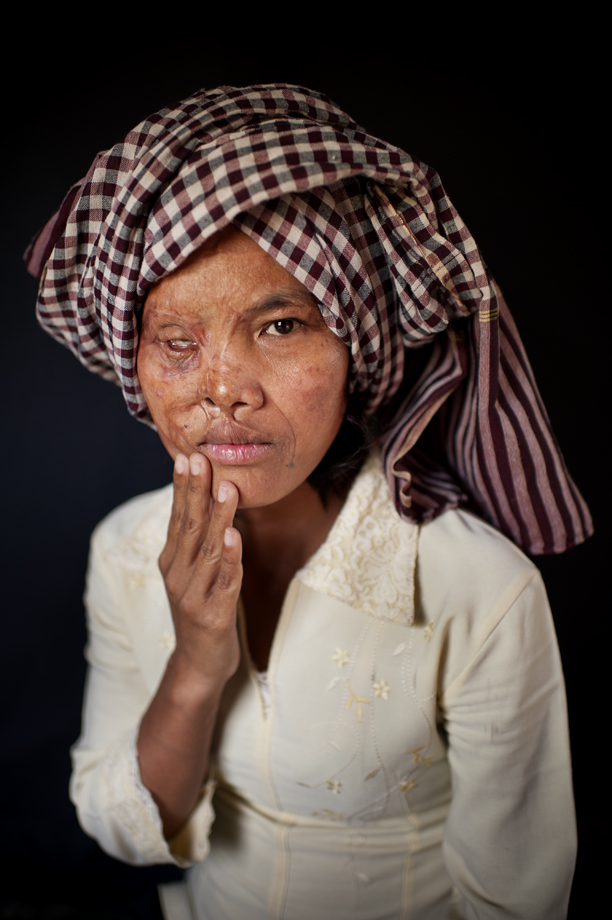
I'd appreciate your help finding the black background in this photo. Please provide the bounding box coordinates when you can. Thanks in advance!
[1,32,605,918]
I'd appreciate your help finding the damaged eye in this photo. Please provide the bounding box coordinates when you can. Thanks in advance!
[166,339,195,350]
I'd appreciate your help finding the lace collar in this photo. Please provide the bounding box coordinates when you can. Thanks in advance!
[296,452,417,626]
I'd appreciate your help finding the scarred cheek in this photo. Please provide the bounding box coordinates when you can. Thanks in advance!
[138,358,201,432]
[139,346,193,391]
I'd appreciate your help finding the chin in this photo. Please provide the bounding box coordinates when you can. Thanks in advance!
[213,463,312,511]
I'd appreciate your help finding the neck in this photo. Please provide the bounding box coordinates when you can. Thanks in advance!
[235,479,345,569]
[235,478,350,673]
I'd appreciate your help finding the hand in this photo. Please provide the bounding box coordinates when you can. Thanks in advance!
[159,452,242,692]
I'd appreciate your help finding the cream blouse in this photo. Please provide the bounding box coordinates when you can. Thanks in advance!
[70,453,576,919]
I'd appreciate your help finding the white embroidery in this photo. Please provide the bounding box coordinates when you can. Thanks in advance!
[297,452,417,624]
[332,648,351,668]
[103,729,176,864]
[102,728,213,869]
[373,679,391,700]
[399,778,416,793]
[159,630,176,650]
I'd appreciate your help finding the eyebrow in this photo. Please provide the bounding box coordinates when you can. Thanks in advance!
[144,286,318,324]
[242,287,318,316]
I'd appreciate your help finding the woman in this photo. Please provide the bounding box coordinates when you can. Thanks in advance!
[26,84,591,919]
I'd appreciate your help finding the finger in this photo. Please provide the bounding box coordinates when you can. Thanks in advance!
[217,526,243,600]
[193,480,240,585]
[177,521,243,682]
[159,453,189,576]
[183,520,243,628]
[175,453,213,565]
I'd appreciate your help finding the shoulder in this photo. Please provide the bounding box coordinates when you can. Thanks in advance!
[90,484,173,572]
[353,449,538,605]
[417,507,539,601]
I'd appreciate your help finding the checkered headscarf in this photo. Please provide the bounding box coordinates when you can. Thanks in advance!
[25,84,592,553]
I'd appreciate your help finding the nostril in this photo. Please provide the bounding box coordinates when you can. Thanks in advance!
[201,367,264,411]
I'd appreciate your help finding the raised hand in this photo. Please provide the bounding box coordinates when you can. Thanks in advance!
[137,452,243,839]
[160,452,242,690]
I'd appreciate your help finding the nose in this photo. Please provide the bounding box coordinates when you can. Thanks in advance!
[200,349,264,415]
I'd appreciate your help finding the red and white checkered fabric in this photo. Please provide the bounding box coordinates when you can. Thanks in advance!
[25,84,592,553]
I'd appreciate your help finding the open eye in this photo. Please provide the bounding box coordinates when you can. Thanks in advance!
[265,319,298,336]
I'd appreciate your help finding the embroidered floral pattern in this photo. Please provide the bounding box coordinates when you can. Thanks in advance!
[406,745,434,767]
[345,681,371,723]
[312,808,344,820]
[399,778,416,793]
[332,648,351,668]
[159,631,176,650]
[373,679,391,700]
[297,452,418,624]
[423,622,434,642]
[327,780,342,794]
[101,728,212,868]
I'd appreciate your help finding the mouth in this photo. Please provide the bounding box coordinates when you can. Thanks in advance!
[202,442,272,463]
[198,423,272,464]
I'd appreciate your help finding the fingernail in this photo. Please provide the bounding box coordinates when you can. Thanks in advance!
[189,454,201,475]
[175,454,188,474]
[217,484,228,503]
[224,527,235,546]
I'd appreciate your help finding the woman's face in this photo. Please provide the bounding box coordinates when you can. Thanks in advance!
[137,226,349,509]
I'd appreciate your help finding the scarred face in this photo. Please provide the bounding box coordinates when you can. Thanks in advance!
[137,226,349,509]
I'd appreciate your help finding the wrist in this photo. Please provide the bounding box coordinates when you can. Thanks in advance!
[163,649,229,709]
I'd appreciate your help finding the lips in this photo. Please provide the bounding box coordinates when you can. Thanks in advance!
[203,442,272,463]
[197,422,272,464]
[202,423,267,446]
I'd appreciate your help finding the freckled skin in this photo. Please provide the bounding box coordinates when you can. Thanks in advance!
[137,226,350,512]
[133,229,350,837]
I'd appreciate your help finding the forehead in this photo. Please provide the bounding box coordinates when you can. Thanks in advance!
[145,225,317,315]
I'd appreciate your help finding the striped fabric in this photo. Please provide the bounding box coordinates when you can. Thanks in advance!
[24,84,592,554]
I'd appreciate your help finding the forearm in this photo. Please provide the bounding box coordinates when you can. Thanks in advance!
[137,650,227,840]
[137,453,242,839]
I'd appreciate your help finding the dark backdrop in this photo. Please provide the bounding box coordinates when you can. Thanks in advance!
[1,39,605,918]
